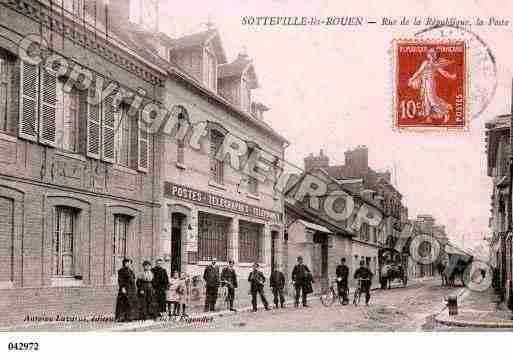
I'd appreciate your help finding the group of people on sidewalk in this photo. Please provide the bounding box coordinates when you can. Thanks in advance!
[202,256,315,312]
[115,258,190,322]
[115,255,375,322]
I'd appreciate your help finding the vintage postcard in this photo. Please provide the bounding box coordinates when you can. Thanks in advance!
[1,0,513,357]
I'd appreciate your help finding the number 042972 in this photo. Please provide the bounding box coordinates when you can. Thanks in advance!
[7,342,40,351]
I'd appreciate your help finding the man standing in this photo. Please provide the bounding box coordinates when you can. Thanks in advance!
[203,257,220,312]
[269,264,286,308]
[291,256,312,307]
[151,258,169,316]
[335,258,349,305]
[354,260,374,305]
[221,259,238,311]
[248,263,270,312]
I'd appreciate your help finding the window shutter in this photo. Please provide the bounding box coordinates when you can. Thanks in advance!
[102,93,115,163]
[39,69,58,146]
[86,87,101,159]
[18,61,39,141]
[137,111,149,172]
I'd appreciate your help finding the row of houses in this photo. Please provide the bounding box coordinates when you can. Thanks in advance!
[0,0,447,324]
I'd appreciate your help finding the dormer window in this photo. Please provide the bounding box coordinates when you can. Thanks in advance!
[241,75,251,113]
[204,49,217,92]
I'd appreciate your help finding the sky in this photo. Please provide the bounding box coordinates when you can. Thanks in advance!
[150,0,513,252]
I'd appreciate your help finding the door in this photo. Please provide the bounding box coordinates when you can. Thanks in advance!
[171,213,184,274]
[271,231,278,273]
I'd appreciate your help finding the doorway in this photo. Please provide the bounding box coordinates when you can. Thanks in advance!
[271,231,279,273]
[171,213,186,274]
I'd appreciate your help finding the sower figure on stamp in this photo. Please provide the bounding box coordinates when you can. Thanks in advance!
[221,259,238,311]
[270,264,286,309]
[292,256,313,307]
[203,257,220,312]
[115,258,138,322]
[335,258,349,305]
[248,263,270,312]
[151,258,169,317]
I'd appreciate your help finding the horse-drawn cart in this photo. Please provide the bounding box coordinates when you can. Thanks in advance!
[378,248,408,289]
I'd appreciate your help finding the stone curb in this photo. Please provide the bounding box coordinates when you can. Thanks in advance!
[434,288,513,329]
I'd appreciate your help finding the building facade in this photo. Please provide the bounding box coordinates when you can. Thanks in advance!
[0,0,167,323]
[485,114,512,304]
[133,26,289,302]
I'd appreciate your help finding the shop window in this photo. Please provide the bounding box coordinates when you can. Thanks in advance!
[198,212,229,261]
[210,129,224,184]
[360,222,370,241]
[112,214,131,275]
[53,206,78,277]
[0,52,12,133]
[239,220,262,263]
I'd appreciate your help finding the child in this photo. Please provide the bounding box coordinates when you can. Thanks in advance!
[178,272,190,317]
[167,271,181,316]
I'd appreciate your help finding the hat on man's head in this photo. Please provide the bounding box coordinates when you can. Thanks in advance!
[297,256,303,261]
[142,260,152,266]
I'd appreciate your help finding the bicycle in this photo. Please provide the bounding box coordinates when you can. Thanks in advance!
[320,279,349,307]
[353,278,371,306]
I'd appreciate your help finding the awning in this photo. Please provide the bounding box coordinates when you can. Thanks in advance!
[297,220,332,234]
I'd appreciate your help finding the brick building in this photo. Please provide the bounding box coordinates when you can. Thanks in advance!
[0,0,170,324]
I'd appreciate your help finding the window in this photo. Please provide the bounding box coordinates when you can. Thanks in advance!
[63,0,84,18]
[241,76,251,112]
[0,53,11,132]
[198,212,229,261]
[210,129,224,184]
[174,106,189,165]
[247,176,258,195]
[113,105,132,167]
[55,81,80,152]
[360,222,370,241]
[113,215,130,275]
[204,50,217,91]
[239,221,262,263]
[53,207,77,277]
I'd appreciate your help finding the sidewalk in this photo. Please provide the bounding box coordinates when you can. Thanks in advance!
[435,287,513,329]
[2,276,435,332]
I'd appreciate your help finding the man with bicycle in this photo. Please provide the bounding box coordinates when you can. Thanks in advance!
[354,260,374,305]
[335,258,349,305]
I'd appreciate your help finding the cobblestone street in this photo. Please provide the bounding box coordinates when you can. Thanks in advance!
[127,278,459,332]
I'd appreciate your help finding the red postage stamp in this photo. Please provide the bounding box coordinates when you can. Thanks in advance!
[393,40,467,129]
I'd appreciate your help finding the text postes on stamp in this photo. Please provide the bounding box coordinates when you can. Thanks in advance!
[393,40,467,129]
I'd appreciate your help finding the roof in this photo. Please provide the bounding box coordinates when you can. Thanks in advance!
[297,220,332,234]
[219,54,259,88]
[168,29,228,64]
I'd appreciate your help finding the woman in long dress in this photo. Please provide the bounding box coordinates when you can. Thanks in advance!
[115,258,138,322]
[408,48,457,123]
[137,260,158,320]
[167,271,181,316]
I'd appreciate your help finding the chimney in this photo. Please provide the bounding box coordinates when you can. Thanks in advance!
[344,145,368,177]
[304,149,330,172]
